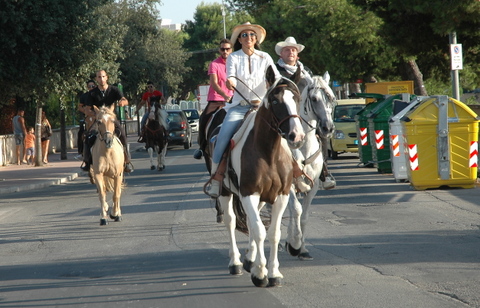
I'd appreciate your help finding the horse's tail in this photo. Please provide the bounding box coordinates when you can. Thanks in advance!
[102,175,124,192]
[104,176,115,192]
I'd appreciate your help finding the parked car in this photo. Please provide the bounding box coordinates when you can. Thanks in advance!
[166,110,192,149]
[328,98,366,159]
[182,109,200,133]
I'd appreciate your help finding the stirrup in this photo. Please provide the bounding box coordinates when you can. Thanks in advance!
[294,176,311,193]
[124,162,134,173]
[204,177,221,198]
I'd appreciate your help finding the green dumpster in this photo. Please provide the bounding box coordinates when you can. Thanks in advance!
[353,93,388,167]
[368,93,416,173]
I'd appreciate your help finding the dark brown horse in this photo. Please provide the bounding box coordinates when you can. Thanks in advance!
[216,66,305,287]
[144,99,168,171]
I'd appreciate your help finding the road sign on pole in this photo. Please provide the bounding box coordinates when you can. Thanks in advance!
[450,44,463,70]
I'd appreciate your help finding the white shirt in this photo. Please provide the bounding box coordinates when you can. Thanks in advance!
[226,49,281,109]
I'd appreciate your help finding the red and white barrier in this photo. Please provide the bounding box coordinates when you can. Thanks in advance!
[360,127,368,146]
[408,144,419,171]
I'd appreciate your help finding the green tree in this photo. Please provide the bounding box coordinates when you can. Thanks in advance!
[181,3,251,100]
[114,0,190,103]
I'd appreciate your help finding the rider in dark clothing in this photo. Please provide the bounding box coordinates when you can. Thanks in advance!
[82,70,133,173]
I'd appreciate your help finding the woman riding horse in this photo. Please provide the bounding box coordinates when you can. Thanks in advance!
[205,23,310,198]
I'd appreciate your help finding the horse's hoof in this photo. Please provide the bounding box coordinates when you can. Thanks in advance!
[216,214,224,224]
[243,259,253,273]
[286,241,301,257]
[109,214,122,222]
[298,252,313,261]
[100,219,108,226]
[251,274,269,288]
[268,277,283,287]
[150,165,155,170]
[229,265,243,275]
[157,166,164,171]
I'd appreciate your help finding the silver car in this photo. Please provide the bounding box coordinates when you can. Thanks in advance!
[182,109,200,133]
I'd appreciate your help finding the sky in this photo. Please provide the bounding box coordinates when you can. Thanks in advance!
[158,0,222,25]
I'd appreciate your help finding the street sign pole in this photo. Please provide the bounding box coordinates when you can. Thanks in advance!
[449,32,461,100]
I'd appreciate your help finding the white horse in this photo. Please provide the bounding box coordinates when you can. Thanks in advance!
[144,101,169,171]
[285,72,336,260]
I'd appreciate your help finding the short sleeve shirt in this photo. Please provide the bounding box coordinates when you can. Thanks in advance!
[86,86,123,108]
[207,56,233,101]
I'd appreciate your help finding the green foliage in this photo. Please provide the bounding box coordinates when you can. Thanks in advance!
[181,3,252,98]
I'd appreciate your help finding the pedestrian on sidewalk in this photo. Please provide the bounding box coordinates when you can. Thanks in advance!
[12,108,27,165]
[24,126,35,165]
[41,111,52,164]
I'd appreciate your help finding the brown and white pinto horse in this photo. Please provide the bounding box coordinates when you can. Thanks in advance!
[144,99,168,171]
[218,66,305,287]
[90,105,125,226]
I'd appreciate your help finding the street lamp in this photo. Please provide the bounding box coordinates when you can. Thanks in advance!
[221,0,226,39]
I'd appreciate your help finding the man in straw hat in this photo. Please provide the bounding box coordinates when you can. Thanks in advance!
[275,37,336,190]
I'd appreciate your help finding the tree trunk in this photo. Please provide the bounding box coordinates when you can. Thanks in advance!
[34,103,43,166]
[404,59,428,96]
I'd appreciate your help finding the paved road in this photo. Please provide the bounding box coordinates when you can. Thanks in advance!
[0,144,479,307]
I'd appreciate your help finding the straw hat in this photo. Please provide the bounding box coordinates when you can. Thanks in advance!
[230,22,266,45]
[275,37,305,55]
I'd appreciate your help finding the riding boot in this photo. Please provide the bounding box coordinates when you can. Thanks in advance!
[81,140,91,171]
[292,160,311,193]
[320,162,336,190]
[138,128,145,143]
[123,145,134,173]
[206,159,226,198]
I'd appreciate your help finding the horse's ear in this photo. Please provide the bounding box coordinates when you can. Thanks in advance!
[266,65,276,86]
[323,71,330,84]
[93,105,100,114]
[291,64,302,84]
[108,104,115,114]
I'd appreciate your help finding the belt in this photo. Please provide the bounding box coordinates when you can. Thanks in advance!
[239,100,261,107]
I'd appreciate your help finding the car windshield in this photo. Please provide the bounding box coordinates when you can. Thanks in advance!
[167,112,183,123]
[334,105,364,122]
[183,110,199,120]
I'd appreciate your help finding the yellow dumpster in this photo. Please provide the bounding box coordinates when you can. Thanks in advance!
[401,95,479,190]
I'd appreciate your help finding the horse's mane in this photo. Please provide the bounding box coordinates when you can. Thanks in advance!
[96,106,117,121]
[311,75,335,102]
[156,108,169,130]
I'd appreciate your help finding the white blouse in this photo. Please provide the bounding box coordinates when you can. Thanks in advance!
[226,49,281,109]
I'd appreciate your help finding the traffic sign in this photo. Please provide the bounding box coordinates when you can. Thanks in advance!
[450,44,463,70]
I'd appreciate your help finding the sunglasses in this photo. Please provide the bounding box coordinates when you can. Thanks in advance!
[241,32,257,38]
[88,85,96,89]
[220,47,231,52]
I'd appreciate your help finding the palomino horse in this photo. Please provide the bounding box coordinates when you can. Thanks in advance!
[144,99,169,171]
[285,72,336,260]
[216,66,305,287]
[91,105,125,226]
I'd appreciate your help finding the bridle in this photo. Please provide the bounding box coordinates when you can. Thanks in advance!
[96,113,116,146]
[263,77,302,137]
[300,80,336,134]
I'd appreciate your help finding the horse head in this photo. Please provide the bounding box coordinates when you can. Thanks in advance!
[265,65,305,149]
[300,72,335,139]
[94,105,117,148]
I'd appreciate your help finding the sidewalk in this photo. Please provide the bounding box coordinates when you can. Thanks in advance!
[0,135,143,195]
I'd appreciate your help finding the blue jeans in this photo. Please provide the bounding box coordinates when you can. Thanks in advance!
[212,104,251,164]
